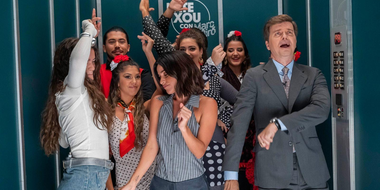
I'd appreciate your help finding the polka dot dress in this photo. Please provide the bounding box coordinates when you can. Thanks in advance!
[203,141,226,188]
[109,114,155,190]
[203,75,226,188]
[143,15,175,55]
[156,15,170,37]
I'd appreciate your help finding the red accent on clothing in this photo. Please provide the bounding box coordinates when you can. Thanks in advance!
[100,64,143,98]
[118,100,136,157]
[100,64,112,98]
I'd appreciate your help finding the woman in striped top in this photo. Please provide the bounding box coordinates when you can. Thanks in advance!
[121,51,218,190]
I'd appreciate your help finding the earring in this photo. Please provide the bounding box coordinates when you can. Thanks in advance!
[224,58,228,65]
[199,57,204,65]
[117,88,121,97]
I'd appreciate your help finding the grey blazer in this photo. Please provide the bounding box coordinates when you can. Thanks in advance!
[223,60,330,188]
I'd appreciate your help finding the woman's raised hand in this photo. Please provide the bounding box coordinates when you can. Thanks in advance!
[140,0,155,17]
[211,44,226,65]
[90,8,101,38]
[169,0,188,12]
[138,32,154,53]
[82,19,97,37]
[177,103,192,132]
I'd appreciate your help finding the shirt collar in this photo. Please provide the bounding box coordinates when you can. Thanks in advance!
[159,94,200,108]
[272,59,294,76]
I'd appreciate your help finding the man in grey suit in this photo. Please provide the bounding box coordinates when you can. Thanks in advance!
[223,15,330,190]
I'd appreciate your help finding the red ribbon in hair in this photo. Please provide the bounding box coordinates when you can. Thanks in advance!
[180,28,191,34]
[235,30,242,37]
[113,55,130,63]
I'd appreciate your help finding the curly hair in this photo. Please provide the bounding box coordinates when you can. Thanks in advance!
[108,59,145,150]
[40,38,113,156]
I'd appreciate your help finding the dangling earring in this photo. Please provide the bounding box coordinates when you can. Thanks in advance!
[199,57,204,65]
[117,88,121,97]
[224,58,228,65]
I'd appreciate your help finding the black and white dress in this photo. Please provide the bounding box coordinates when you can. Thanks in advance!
[109,114,156,190]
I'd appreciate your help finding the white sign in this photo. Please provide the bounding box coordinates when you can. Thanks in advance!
[169,0,216,37]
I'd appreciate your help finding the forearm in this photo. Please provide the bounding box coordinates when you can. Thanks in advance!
[162,7,175,18]
[128,141,159,186]
[280,71,330,133]
[181,127,209,159]
[66,34,93,89]
[156,15,171,37]
[66,20,96,89]
[218,106,233,127]
[106,173,114,190]
[141,9,149,18]
[142,15,175,55]
[143,50,161,94]
[205,57,223,77]
[219,77,238,104]
[280,99,330,131]
[223,70,256,171]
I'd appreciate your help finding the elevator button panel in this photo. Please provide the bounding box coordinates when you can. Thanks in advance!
[337,107,344,118]
[333,51,345,90]
[331,29,348,120]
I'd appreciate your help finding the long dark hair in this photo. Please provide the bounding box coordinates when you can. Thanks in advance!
[222,35,251,90]
[108,59,145,150]
[40,38,113,156]
[176,28,208,63]
[154,51,204,97]
[223,35,251,76]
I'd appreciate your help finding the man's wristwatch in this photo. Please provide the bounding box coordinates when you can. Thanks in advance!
[270,118,281,130]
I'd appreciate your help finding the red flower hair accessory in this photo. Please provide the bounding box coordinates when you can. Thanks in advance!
[180,28,190,34]
[294,51,301,62]
[110,55,130,71]
[227,30,242,38]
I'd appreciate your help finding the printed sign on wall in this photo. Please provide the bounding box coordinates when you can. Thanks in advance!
[163,0,220,54]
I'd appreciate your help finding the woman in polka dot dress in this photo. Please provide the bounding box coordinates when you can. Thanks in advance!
[106,56,162,190]
[139,1,238,188]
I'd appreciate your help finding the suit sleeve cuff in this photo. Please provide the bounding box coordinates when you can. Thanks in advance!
[224,171,238,181]
[277,119,288,131]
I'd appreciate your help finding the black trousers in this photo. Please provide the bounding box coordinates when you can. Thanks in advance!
[258,154,329,190]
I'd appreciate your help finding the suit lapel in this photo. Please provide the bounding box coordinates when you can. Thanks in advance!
[288,63,307,112]
[263,60,288,111]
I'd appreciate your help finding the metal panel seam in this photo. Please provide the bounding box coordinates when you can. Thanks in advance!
[13,0,26,189]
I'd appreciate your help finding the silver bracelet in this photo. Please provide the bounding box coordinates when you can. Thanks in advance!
[91,38,96,46]
[80,32,91,38]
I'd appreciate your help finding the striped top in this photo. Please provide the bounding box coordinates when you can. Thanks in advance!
[155,94,205,182]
